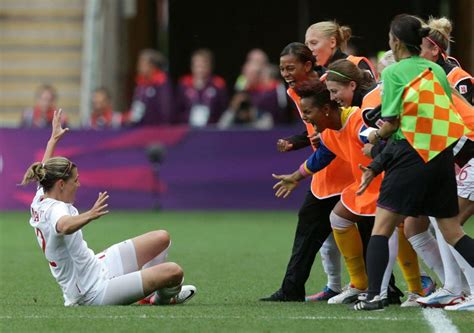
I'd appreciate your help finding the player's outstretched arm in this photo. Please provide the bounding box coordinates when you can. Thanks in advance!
[56,192,109,235]
[42,109,69,164]
[272,171,304,198]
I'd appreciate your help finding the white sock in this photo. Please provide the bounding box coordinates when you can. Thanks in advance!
[408,229,445,284]
[381,228,398,297]
[320,233,342,292]
[449,244,474,295]
[430,217,462,294]
[142,242,170,269]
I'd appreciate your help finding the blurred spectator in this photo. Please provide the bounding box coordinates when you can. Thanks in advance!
[175,49,228,127]
[217,91,273,129]
[234,48,269,91]
[126,49,173,126]
[234,49,289,125]
[83,87,123,129]
[255,64,289,124]
[21,84,67,128]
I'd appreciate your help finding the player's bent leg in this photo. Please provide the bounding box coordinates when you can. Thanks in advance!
[141,262,183,296]
[141,263,196,305]
[92,271,145,305]
[132,230,171,268]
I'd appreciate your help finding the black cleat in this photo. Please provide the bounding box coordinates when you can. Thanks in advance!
[387,283,404,305]
[353,296,385,311]
[259,289,304,302]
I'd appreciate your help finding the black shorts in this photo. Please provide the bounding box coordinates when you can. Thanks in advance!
[377,140,459,218]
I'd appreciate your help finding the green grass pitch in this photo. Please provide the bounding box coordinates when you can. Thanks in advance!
[1,211,473,332]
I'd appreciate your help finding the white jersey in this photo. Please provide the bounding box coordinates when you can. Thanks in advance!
[29,188,103,305]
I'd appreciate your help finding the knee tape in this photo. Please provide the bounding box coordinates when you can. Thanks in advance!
[330,211,355,230]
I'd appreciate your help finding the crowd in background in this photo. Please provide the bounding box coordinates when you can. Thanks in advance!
[19,48,294,130]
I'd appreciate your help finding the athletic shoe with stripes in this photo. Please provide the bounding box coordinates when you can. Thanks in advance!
[400,292,422,307]
[328,285,365,304]
[353,295,384,311]
[444,295,474,311]
[416,288,464,308]
[305,286,340,302]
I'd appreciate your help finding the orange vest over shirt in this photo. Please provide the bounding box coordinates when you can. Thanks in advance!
[287,88,353,199]
[446,67,474,139]
[320,107,383,215]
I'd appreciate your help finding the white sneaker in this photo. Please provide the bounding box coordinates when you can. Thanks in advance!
[151,285,197,305]
[328,285,365,304]
[401,292,421,307]
[416,288,464,308]
[444,295,474,311]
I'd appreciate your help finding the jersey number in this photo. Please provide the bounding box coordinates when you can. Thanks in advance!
[35,228,57,267]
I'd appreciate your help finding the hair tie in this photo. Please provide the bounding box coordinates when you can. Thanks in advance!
[425,36,447,55]
[327,69,352,81]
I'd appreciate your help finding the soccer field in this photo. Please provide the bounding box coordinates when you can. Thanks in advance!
[1,211,473,332]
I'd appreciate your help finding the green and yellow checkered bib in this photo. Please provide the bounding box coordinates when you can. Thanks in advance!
[401,68,469,162]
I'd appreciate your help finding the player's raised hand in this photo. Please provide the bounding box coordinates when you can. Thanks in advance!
[88,191,110,221]
[51,109,69,141]
[272,173,299,198]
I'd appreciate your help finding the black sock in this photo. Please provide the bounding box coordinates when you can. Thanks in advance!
[366,235,389,300]
[454,235,474,267]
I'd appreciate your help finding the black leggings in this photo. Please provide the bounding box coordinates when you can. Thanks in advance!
[280,192,339,298]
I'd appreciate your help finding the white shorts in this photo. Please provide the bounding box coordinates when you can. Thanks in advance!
[456,158,474,201]
[87,239,145,305]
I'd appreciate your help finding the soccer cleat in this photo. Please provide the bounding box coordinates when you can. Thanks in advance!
[305,286,340,302]
[259,289,304,302]
[421,275,436,297]
[400,292,422,307]
[416,288,464,308]
[328,285,365,304]
[353,295,384,311]
[444,295,474,311]
[169,285,196,304]
[137,297,152,305]
[151,285,197,305]
[386,283,404,305]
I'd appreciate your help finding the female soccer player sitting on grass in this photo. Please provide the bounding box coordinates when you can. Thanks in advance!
[21,109,196,306]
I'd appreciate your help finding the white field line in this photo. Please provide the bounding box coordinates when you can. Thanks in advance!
[0,314,419,321]
[422,308,459,333]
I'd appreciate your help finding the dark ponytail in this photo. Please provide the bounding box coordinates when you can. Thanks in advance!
[390,14,430,54]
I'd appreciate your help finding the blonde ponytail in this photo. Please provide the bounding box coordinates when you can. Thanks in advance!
[427,16,453,51]
[21,157,75,192]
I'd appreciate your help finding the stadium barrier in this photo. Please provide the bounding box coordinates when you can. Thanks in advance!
[0,126,309,210]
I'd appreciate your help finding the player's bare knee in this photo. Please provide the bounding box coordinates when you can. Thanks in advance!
[164,262,183,283]
[154,230,170,247]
